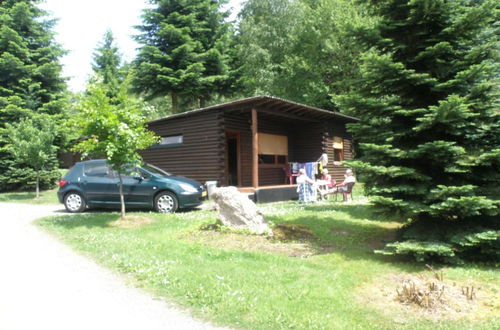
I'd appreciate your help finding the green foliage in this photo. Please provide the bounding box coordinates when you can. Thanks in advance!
[91,29,125,98]
[74,82,158,170]
[336,0,499,263]
[133,0,235,113]
[3,116,58,172]
[74,81,158,217]
[0,0,67,192]
[2,116,59,196]
[236,0,374,109]
[0,158,60,191]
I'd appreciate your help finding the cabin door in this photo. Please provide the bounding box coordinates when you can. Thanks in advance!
[226,131,241,186]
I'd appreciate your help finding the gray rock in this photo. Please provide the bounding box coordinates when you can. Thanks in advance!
[211,187,271,235]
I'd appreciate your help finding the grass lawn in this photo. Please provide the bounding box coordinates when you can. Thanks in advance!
[0,169,67,205]
[0,187,59,204]
[37,199,498,329]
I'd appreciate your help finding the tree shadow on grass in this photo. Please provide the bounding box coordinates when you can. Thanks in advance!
[44,212,120,229]
[45,206,201,229]
[303,202,404,223]
[0,193,37,201]
[265,208,424,272]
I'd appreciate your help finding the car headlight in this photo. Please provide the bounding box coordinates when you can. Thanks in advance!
[179,183,198,193]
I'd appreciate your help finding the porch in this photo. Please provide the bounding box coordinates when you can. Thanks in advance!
[237,184,299,203]
[222,100,353,191]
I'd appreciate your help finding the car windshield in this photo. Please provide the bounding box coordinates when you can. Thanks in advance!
[142,163,172,177]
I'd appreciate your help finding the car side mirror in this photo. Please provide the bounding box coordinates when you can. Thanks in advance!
[133,175,144,181]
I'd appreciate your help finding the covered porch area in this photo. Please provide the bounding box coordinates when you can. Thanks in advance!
[221,97,355,203]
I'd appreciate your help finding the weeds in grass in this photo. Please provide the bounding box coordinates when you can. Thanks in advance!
[396,279,446,308]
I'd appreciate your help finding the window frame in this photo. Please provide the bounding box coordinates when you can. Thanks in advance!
[158,134,183,148]
[333,136,344,164]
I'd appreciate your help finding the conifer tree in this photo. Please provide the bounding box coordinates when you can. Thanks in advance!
[133,0,233,113]
[336,0,499,263]
[91,29,124,98]
[0,0,67,191]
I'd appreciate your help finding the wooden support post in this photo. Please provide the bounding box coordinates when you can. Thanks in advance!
[252,108,259,188]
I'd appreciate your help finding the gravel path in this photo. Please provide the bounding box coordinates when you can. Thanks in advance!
[0,203,227,330]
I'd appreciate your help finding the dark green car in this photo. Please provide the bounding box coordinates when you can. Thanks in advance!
[58,159,206,213]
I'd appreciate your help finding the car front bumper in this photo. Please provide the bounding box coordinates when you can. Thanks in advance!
[178,190,207,208]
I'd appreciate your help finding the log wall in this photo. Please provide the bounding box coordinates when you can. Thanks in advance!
[140,110,225,184]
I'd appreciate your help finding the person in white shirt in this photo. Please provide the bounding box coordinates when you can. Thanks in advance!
[336,169,356,201]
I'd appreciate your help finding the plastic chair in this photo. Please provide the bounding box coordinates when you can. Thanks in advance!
[335,182,355,201]
[283,165,299,185]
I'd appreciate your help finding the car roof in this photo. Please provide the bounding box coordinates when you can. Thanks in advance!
[77,159,106,164]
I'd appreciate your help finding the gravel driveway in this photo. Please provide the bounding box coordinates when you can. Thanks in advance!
[0,203,226,330]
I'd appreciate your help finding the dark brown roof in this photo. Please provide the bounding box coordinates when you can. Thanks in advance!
[148,95,358,124]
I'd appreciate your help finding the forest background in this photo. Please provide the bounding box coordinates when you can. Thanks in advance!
[0,0,498,263]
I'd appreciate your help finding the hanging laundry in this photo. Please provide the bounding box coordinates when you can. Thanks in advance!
[305,162,318,179]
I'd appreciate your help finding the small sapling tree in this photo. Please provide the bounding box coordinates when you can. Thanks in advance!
[3,116,58,199]
[74,82,158,218]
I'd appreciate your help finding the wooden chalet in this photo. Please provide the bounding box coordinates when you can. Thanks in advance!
[141,96,358,202]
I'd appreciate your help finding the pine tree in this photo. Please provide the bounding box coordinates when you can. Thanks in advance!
[0,0,67,191]
[91,29,123,98]
[133,0,233,113]
[336,0,499,263]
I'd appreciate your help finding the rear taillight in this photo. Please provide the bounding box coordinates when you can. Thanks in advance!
[59,179,68,188]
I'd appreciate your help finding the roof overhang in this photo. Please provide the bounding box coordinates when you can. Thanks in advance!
[147,95,359,125]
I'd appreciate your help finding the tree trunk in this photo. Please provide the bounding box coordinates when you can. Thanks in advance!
[171,93,179,114]
[199,97,206,108]
[118,173,125,219]
[35,171,40,200]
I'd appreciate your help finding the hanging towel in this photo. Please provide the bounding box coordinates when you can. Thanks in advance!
[305,162,314,179]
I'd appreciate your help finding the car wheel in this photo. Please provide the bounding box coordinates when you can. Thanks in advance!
[64,192,86,213]
[155,191,178,213]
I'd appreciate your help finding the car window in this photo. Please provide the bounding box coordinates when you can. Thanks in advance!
[142,163,171,177]
[83,163,113,178]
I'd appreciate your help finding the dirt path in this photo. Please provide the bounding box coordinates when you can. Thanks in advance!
[0,203,227,330]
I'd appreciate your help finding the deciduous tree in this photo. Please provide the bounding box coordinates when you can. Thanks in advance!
[74,82,158,219]
[3,116,58,198]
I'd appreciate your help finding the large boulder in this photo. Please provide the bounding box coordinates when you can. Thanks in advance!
[211,187,271,235]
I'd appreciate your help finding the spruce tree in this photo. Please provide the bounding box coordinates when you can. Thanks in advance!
[337,0,500,262]
[0,0,67,191]
[133,0,233,113]
[91,29,124,98]
[336,0,499,263]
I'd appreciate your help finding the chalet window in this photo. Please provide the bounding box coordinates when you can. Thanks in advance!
[333,137,344,163]
[160,135,183,146]
[258,133,288,165]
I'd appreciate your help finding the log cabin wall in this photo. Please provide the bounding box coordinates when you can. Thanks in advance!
[322,121,354,183]
[290,122,325,163]
[141,96,358,189]
[140,110,225,185]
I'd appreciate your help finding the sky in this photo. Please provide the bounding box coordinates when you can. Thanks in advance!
[39,0,245,92]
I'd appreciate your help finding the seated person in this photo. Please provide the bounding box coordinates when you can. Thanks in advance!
[296,168,316,202]
[336,169,356,201]
[318,169,336,197]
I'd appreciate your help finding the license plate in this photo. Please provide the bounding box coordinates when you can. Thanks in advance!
[202,191,207,197]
